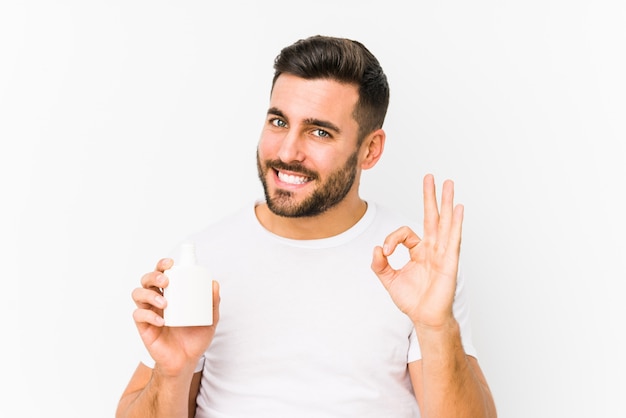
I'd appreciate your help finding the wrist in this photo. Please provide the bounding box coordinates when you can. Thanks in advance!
[153,359,198,380]
[413,316,462,348]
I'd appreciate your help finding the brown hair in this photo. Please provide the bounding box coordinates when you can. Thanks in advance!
[272,35,390,143]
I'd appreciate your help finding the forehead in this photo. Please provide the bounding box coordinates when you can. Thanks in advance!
[270,74,360,123]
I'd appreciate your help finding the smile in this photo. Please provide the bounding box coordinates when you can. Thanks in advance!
[277,170,311,185]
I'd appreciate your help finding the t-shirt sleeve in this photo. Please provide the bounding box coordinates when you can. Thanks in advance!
[140,348,205,373]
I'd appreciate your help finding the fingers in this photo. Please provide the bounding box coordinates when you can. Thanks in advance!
[371,226,421,281]
[132,283,167,327]
[155,257,174,273]
[371,245,392,277]
[140,258,173,291]
[423,174,439,240]
[450,203,464,254]
[381,226,421,256]
[212,280,221,325]
[422,174,463,252]
[140,271,167,291]
[131,258,173,328]
[437,179,455,242]
[132,285,166,309]
[133,304,165,327]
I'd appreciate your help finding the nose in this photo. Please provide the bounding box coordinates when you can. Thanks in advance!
[276,129,305,163]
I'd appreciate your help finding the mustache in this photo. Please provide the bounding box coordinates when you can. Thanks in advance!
[265,159,318,179]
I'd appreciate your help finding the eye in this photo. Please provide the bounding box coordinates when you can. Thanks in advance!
[312,128,331,139]
[270,118,287,128]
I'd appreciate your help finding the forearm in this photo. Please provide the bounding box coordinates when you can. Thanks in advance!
[116,364,196,418]
[415,319,496,418]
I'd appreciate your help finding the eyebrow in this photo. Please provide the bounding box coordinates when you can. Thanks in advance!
[267,107,342,134]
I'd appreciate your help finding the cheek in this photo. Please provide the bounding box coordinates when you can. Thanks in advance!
[257,132,281,158]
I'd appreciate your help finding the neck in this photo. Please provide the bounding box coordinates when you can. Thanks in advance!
[255,197,368,240]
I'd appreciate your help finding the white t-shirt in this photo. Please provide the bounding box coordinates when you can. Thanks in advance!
[143,201,476,417]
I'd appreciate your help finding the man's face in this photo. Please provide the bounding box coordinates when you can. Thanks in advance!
[256,74,363,218]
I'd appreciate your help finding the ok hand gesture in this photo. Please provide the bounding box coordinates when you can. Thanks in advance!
[371,174,464,330]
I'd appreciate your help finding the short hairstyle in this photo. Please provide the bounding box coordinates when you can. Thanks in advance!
[272,35,390,143]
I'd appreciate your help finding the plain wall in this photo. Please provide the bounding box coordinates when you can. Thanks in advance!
[4,1,625,417]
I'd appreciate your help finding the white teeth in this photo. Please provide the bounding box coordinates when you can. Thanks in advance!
[278,171,309,185]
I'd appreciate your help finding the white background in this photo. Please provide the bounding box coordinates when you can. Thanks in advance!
[3,1,625,417]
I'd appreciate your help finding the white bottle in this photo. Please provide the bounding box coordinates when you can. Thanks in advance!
[163,242,213,326]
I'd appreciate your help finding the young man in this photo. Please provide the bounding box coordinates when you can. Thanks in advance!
[117,35,497,417]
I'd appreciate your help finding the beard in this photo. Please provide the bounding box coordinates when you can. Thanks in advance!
[256,150,359,218]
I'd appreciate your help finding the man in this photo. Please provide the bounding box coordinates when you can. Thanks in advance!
[116,35,497,417]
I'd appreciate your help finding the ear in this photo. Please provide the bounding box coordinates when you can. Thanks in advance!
[360,128,386,170]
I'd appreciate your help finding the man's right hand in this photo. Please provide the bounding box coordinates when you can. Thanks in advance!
[131,258,220,377]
